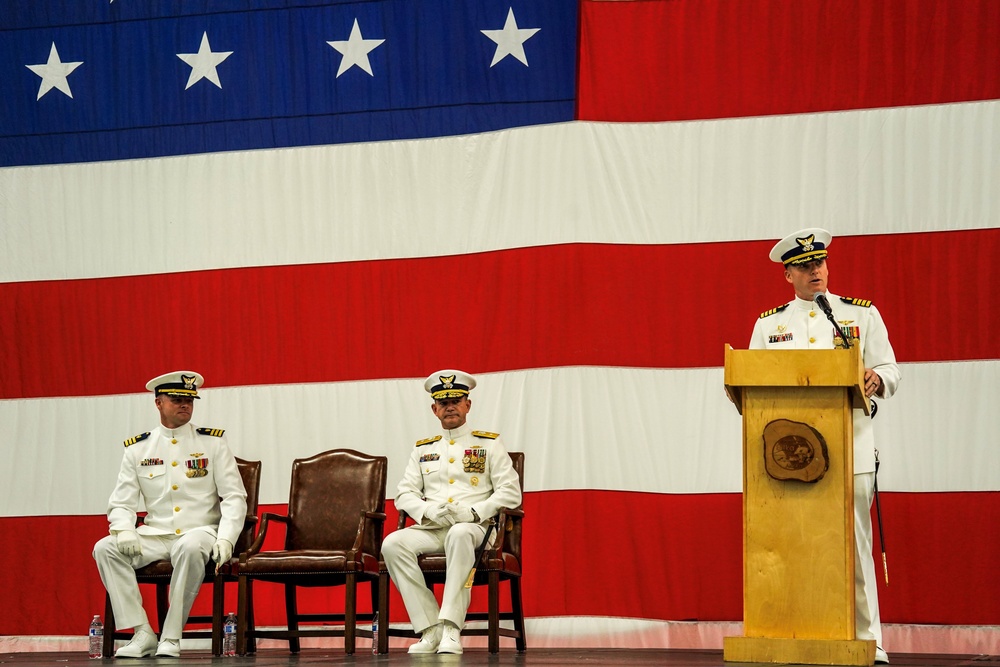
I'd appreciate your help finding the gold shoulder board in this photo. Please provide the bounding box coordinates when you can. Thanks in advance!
[759,303,790,319]
[839,296,872,308]
[196,427,226,437]
[123,432,150,448]
[416,435,442,447]
[472,430,499,439]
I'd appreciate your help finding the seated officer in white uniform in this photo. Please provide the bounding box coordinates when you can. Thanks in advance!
[382,370,522,654]
[92,371,247,658]
[749,229,900,665]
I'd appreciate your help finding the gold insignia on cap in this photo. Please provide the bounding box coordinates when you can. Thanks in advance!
[439,374,456,389]
[181,374,197,390]
[796,234,816,252]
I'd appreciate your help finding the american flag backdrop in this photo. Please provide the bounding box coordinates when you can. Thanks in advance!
[1,0,999,649]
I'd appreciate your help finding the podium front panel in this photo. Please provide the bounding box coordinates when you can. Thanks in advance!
[741,385,856,640]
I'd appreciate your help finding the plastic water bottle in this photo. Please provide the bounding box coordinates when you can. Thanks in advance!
[371,611,379,654]
[223,612,237,657]
[88,615,103,659]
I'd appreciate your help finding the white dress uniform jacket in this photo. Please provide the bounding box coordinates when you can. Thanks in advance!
[749,292,900,474]
[108,423,247,546]
[394,423,521,523]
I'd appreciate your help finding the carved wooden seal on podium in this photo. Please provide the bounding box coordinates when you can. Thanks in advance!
[763,419,829,483]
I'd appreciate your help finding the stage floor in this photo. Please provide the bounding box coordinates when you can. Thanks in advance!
[1,649,997,666]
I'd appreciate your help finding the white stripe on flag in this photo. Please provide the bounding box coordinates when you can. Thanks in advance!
[2,360,995,517]
[2,100,997,283]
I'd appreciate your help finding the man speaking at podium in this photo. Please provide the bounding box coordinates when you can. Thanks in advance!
[749,229,900,665]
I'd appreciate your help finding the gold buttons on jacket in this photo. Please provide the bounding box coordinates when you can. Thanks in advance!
[449,479,455,484]
[449,439,455,445]
[171,439,177,444]
[148,473,154,478]
[175,529,181,534]
[809,337,816,343]
[172,461,178,467]
[174,506,180,512]
[809,311,816,318]
[449,457,455,463]
[172,484,178,490]
[447,497,453,503]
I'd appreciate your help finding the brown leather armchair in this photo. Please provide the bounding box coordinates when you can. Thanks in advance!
[235,448,387,655]
[101,457,262,657]
[381,451,525,653]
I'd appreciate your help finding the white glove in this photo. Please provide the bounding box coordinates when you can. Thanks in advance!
[450,505,476,524]
[116,530,142,559]
[212,538,234,565]
[424,503,455,527]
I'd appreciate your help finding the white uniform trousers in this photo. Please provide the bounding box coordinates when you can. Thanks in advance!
[93,530,215,640]
[382,523,492,632]
[854,472,883,646]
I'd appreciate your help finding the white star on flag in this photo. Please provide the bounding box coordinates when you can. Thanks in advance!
[176,32,233,90]
[481,7,540,67]
[327,19,385,77]
[26,42,83,100]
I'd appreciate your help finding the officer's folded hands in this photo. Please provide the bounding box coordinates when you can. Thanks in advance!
[424,502,455,527]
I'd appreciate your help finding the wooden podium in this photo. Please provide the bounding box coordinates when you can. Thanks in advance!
[722,344,875,666]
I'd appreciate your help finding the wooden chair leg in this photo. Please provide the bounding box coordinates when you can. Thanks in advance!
[211,577,225,656]
[236,575,248,656]
[488,571,500,654]
[344,572,357,655]
[285,584,300,653]
[102,594,116,658]
[246,580,256,654]
[377,572,390,654]
[511,577,526,651]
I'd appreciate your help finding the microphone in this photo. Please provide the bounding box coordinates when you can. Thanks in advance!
[813,292,834,317]
[814,292,851,348]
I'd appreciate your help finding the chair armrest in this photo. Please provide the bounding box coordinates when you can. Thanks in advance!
[242,512,289,560]
[489,507,524,555]
[349,510,388,557]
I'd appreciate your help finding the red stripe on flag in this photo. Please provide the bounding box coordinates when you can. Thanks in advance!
[2,229,997,399]
[577,0,1000,121]
[1,490,997,635]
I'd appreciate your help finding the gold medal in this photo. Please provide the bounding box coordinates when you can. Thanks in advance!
[470,477,479,487]
[186,470,196,478]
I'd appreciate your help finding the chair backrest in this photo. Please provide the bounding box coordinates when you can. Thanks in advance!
[285,449,387,553]
[504,452,525,562]
[234,458,262,554]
